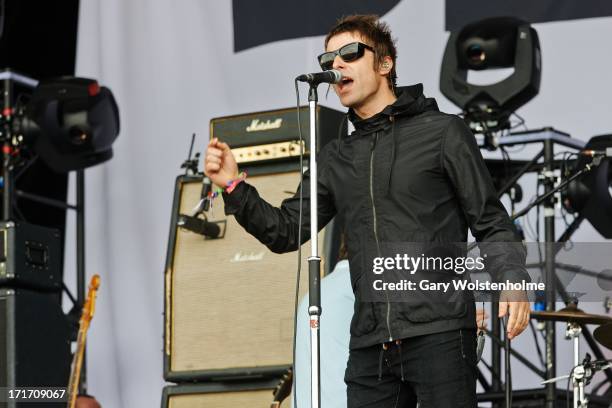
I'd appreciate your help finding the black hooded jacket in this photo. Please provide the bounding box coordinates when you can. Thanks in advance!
[223,84,528,349]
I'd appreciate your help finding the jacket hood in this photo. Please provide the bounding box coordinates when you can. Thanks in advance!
[348,84,439,134]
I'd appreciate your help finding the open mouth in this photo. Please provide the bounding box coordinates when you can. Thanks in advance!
[338,76,354,91]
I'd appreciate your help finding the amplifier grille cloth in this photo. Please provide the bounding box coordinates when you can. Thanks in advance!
[169,171,324,372]
[167,389,272,408]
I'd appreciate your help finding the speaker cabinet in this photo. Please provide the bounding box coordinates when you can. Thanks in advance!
[164,170,338,381]
[0,288,71,407]
[0,222,63,291]
[161,379,285,408]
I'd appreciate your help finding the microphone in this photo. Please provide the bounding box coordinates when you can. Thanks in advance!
[296,70,342,85]
[476,331,485,362]
[177,214,221,239]
[192,176,213,215]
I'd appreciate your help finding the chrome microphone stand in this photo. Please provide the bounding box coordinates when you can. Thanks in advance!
[295,69,341,408]
[307,83,322,408]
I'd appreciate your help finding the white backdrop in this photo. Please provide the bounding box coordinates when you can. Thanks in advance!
[68,1,612,406]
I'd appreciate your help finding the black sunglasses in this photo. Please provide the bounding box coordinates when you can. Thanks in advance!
[318,42,375,71]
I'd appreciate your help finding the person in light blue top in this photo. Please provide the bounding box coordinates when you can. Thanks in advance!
[294,258,353,408]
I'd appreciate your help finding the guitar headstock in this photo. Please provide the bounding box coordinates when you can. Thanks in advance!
[82,274,101,324]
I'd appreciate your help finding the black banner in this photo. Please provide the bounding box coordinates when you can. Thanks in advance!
[232,0,401,51]
[446,0,612,31]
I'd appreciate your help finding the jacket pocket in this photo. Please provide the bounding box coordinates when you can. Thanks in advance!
[395,266,469,323]
[349,275,378,336]
[397,300,467,323]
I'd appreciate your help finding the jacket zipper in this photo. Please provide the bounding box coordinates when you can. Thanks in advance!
[369,132,393,342]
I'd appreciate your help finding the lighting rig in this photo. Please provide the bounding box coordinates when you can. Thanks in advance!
[440,17,612,408]
[0,68,120,394]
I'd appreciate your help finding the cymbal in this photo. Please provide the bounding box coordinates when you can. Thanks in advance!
[594,324,612,351]
[531,304,612,325]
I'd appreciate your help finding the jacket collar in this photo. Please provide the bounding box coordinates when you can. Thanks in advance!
[347,84,438,134]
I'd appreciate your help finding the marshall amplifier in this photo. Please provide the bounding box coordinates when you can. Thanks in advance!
[161,379,284,408]
[0,222,63,291]
[209,105,347,166]
[163,172,341,381]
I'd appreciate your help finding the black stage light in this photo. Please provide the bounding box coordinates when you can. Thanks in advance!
[440,17,541,133]
[565,135,612,239]
[16,77,120,172]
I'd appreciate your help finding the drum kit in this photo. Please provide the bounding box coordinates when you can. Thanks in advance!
[532,303,612,408]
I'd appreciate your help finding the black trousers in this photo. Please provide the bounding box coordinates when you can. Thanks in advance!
[345,329,478,408]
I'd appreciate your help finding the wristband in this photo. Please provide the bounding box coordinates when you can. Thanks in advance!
[225,171,247,194]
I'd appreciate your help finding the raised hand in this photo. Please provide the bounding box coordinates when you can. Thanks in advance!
[204,137,239,189]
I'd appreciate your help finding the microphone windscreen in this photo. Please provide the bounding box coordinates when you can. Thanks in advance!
[328,69,343,83]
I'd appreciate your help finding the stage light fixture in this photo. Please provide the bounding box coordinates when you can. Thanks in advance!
[440,17,541,133]
[565,135,612,239]
[15,77,120,172]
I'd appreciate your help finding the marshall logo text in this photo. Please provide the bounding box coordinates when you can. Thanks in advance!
[245,118,283,132]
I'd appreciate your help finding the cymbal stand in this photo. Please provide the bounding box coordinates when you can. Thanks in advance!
[566,322,585,408]
[543,353,611,408]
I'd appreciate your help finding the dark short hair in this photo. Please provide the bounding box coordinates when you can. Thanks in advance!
[325,14,397,90]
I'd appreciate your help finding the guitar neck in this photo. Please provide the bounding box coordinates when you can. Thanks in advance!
[66,274,100,408]
[67,322,90,407]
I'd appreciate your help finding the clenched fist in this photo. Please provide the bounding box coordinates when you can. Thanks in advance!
[204,138,239,189]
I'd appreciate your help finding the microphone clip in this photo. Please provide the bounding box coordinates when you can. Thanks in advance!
[192,175,214,215]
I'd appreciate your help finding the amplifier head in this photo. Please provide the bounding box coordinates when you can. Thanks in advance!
[210,105,347,166]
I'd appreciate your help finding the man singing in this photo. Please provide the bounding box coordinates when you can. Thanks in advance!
[205,14,531,408]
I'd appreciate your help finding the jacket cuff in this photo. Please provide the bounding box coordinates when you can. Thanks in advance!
[222,181,249,215]
[497,267,531,284]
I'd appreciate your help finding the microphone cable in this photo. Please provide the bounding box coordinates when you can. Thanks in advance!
[501,316,512,407]
[566,366,576,408]
[291,78,305,408]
